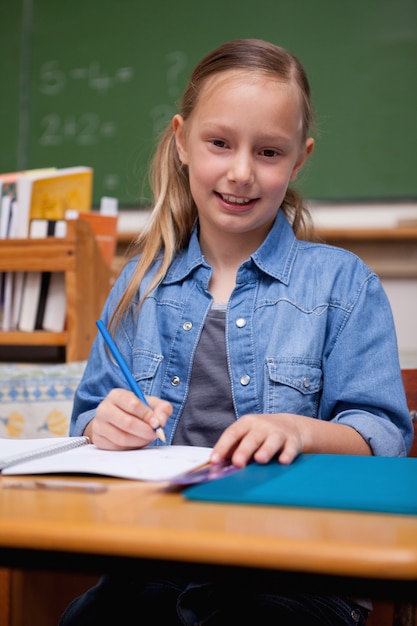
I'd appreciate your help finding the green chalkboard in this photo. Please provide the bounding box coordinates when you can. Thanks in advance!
[2,0,417,205]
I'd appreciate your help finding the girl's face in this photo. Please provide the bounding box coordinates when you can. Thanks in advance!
[173,69,314,243]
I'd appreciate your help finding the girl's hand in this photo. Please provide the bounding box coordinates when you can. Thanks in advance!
[210,412,371,468]
[84,389,172,450]
[210,413,308,468]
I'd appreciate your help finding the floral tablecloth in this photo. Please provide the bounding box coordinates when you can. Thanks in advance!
[0,361,86,439]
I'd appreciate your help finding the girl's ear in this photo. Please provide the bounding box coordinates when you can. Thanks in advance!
[172,114,188,165]
[290,137,315,182]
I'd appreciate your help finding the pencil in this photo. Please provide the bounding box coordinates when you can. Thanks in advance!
[3,479,107,493]
[96,320,166,443]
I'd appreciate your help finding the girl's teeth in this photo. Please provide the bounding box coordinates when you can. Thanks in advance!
[222,194,250,205]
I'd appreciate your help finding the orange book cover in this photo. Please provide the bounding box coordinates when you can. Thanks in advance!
[78,212,118,267]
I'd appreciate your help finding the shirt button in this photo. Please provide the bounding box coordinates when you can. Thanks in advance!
[240,374,250,386]
[236,318,247,328]
[171,376,180,386]
[183,321,193,331]
[303,377,310,388]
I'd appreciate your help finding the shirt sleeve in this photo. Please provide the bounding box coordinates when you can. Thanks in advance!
[321,272,413,456]
[69,260,138,437]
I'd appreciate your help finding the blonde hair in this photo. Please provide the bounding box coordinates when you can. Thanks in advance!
[110,38,316,331]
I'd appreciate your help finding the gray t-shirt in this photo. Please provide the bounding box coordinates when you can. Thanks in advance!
[172,304,236,447]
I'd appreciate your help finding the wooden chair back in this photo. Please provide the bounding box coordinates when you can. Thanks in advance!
[402,369,417,458]
[368,368,417,626]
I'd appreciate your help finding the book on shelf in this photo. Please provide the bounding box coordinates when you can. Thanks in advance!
[0,437,212,482]
[0,258,14,331]
[0,204,14,331]
[0,176,18,330]
[17,219,51,332]
[17,219,66,332]
[0,168,57,330]
[15,166,93,238]
[0,179,17,239]
[0,199,19,331]
[0,169,55,186]
[10,245,24,330]
[40,220,68,332]
[0,166,92,331]
[0,167,57,238]
[0,168,57,235]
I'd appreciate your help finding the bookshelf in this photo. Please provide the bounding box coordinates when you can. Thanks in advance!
[0,219,112,362]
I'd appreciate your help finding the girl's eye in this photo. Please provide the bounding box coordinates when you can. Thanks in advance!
[261,148,279,158]
[211,139,228,149]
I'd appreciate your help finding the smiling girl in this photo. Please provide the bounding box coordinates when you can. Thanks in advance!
[61,39,412,625]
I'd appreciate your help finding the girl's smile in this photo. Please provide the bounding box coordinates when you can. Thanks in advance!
[215,191,259,211]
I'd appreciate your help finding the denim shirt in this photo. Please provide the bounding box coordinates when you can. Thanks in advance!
[71,211,413,456]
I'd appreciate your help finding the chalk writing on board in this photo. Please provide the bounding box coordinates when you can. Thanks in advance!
[39,113,117,146]
[165,51,187,98]
[149,51,188,135]
[39,61,134,96]
[150,104,176,136]
[102,174,120,191]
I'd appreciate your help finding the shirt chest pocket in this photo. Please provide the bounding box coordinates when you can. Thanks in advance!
[132,350,164,396]
[265,359,323,418]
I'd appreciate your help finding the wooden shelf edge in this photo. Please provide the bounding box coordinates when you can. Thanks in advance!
[0,330,68,346]
[0,238,76,272]
[316,226,417,241]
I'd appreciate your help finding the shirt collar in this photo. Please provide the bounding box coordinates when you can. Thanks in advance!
[163,209,299,286]
[250,210,298,285]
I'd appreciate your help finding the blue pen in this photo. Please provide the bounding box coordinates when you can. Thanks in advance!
[96,320,166,443]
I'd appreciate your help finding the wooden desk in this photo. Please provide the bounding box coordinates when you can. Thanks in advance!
[1,475,417,595]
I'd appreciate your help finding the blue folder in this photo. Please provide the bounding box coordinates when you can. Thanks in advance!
[184,454,417,516]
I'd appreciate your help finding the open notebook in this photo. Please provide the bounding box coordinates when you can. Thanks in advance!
[184,454,417,516]
[0,437,212,482]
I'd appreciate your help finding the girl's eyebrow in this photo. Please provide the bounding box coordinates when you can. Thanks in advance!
[199,121,231,132]
[200,121,291,144]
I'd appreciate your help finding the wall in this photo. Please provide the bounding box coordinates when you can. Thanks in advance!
[2,0,417,205]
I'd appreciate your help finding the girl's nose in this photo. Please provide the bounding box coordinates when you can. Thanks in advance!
[227,152,254,186]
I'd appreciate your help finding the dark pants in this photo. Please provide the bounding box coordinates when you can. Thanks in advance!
[59,575,370,625]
